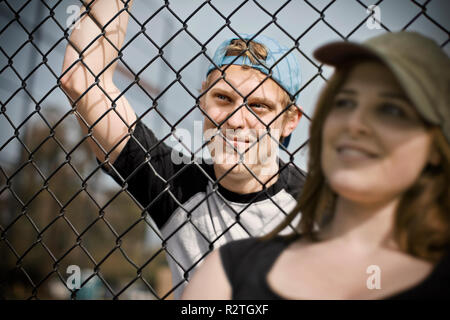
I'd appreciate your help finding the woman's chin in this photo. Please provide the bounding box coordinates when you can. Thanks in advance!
[329,178,380,204]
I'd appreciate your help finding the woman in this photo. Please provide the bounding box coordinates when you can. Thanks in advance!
[182,31,450,299]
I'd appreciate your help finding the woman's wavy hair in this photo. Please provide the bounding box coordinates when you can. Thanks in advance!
[267,59,450,262]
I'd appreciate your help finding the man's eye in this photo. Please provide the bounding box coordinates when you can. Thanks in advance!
[216,94,229,101]
[250,103,267,109]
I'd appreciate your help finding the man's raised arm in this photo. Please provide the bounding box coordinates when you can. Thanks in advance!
[60,0,136,163]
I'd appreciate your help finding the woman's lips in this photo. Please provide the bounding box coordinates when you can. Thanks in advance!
[336,143,379,161]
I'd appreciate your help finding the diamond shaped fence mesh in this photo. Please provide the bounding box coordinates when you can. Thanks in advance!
[0,0,448,300]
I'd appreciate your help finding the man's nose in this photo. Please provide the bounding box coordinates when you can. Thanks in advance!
[224,102,246,129]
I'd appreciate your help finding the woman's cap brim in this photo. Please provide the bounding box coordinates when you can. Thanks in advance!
[313,41,380,67]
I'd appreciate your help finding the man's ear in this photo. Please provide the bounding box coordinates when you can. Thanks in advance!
[281,105,303,138]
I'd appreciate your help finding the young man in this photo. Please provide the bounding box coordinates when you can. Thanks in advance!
[60,0,305,298]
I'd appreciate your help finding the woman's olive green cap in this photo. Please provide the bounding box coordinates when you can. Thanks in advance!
[314,31,450,143]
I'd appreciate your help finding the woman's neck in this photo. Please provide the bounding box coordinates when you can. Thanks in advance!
[319,196,401,252]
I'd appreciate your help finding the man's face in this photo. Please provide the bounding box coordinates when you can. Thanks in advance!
[200,65,299,177]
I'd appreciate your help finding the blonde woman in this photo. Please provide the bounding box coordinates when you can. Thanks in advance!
[182,31,450,299]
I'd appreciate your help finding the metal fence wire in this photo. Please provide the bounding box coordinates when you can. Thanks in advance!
[0,0,448,300]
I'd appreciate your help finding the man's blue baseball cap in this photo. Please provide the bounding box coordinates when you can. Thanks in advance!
[206,34,302,148]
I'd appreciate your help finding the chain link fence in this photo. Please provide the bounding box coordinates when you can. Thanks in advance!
[0,0,448,300]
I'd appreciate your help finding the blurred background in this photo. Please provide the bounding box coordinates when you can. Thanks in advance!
[0,0,449,299]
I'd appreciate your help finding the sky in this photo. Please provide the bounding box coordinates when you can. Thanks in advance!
[0,0,449,182]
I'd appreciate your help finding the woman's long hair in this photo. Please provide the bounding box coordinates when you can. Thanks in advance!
[267,60,450,262]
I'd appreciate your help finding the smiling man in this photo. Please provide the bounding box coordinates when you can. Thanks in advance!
[60,0,305,298]
[201,36,304,193]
